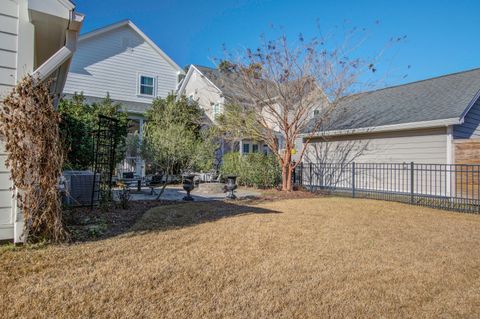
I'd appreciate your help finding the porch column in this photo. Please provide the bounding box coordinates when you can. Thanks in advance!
[136,118,145,177]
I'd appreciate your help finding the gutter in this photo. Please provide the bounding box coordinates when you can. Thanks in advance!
[32,11,84,85]
[301,117,463,139]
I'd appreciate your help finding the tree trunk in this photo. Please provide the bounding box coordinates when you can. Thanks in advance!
[281,163,294,191]
[281,150,293,191]
[155,173,170,200]
[286,165,293,191]
[281,164,288,191]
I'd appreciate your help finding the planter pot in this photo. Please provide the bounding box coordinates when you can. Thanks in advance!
[225,175,237,199]
[182,174,195,201]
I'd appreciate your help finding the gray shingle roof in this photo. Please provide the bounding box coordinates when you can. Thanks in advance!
[194,65,480,133]
[193,65,246,100]
[308,68,480,132]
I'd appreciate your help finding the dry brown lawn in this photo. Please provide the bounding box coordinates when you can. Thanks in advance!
[1,197,480,318]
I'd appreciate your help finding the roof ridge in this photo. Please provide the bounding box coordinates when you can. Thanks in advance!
[359,67,480,95]
[193,64,218,71]
[80,19,131,37]
[79,19,183,73]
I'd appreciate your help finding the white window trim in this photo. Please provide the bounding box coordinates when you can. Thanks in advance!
[212,103,221,118]
[137,73,156,97]
[243,143,250,154]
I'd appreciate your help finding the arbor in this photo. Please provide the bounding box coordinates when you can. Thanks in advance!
[218,27,401,191]
[141,95,217,198]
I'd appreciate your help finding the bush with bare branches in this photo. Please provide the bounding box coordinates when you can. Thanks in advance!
[0,76,67,242]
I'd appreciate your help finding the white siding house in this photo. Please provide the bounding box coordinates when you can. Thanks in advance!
[178,65,273,159]
[178,65,225,123]
[63,20,183,177]
[0,0,84,242]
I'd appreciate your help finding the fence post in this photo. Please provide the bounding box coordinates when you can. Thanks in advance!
[309,163,313,192]
[352,162,356,198]
[300,162,303,187]
[410,162,414,204]
[292,164,296,185]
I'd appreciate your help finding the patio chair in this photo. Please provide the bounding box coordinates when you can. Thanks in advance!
[146,174,163,195]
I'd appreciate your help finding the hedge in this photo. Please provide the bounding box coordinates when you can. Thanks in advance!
[220,152,281,188]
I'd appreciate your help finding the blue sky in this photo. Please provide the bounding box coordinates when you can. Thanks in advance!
[75,0,479,87]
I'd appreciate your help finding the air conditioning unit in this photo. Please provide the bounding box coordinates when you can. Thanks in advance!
[62,171,99,206]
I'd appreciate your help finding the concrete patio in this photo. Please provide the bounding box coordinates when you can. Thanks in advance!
[114,184,261,202]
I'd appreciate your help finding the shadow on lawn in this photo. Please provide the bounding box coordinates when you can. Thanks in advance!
[65,182,315,242]
[65,197,282,242]
[64,200,180,243]
[130,200,283,233]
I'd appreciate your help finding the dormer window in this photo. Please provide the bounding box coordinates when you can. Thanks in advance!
[139,75,155,96]
[313,109,320,117]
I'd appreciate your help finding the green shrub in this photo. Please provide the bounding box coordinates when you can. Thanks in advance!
[220,152,280,188]
[58,93,128,170]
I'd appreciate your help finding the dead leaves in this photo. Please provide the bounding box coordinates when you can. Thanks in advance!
[0,76,67,242]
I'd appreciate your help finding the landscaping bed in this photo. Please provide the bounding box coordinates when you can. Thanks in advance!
[63,200,179,242]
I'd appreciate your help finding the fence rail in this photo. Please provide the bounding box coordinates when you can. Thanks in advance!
[293,162,480,213]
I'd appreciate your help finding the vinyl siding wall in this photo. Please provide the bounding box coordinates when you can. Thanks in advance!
[302,128,449,196]
[453,98,480,139]
[0,0,19,240]
[304,127,448,164]
[182,68,224,123]
[0,0,18,90]
[64,26,179,114]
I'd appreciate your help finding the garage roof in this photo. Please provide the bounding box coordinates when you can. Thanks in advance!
[306,67,480,134]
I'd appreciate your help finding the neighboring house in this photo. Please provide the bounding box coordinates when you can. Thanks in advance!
[178,64,271,158]
[63,20,183,177]
[302,68,480,165]
[0,0,84,242]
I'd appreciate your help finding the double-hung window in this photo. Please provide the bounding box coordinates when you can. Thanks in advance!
[139,75,155,96]
[212,103,221,118]
[243,143,250,154]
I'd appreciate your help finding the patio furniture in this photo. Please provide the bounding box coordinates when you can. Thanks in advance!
[146,174,163,196]
[122,172,142,191]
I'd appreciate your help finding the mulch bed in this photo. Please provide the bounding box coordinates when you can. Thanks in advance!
[63,200,180,242]
[254,187,319,202]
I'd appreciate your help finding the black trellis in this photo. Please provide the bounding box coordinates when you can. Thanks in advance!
[91,115,119,207]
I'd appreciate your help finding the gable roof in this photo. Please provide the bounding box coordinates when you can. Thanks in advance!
[178,64,247,100]
[79,20,183,73]
[306,68,480,135]
[178,64,280,103]
[192,65,245,98]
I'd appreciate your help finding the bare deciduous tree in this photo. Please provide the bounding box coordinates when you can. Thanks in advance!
[217,25,403,191]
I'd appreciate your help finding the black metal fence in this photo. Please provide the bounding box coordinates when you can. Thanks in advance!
[293,162,480,213]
